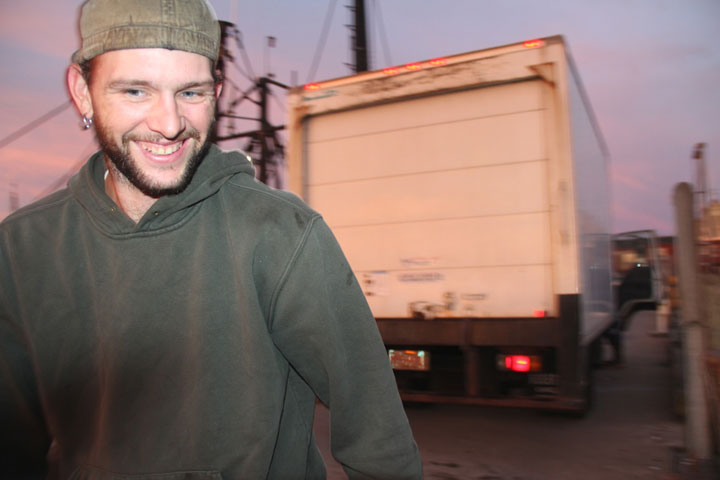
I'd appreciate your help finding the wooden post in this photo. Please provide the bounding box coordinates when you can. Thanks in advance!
[673,182,712,460]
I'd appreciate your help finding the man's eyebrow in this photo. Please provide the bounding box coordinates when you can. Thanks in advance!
[107,79,216,90]
[177,80,216,90]
[107,79,155,90]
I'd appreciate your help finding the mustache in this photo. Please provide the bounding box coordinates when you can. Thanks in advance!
[122,128,202,144]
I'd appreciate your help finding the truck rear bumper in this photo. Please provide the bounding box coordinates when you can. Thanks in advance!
[378,295,596,412]
[398,391,587,411]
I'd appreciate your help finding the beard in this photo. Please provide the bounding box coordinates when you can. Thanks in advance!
[95,119,214,198]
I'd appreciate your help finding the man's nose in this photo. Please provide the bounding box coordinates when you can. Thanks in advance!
[147,94,185,139]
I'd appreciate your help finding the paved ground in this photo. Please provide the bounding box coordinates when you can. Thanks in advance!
[313,310,703,479]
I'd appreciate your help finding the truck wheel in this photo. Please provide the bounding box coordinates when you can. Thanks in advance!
[574,346,596,417]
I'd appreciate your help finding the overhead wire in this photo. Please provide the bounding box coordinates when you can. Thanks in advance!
[230,25,258,82]
[231,57,254,83]
[372,0,393,67]
[0,101,72,151]
[33,140,97,200]
[222,76,249,101]
[306,0,338,84]
[268,89,287,116]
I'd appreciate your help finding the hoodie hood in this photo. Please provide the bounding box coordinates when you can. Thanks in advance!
[69,145,255,236]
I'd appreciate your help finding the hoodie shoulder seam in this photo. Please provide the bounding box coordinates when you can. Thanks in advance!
[265,214,321,330]
[225,177,319,219]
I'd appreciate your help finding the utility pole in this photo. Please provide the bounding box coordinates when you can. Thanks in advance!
[352,0,369,72]
[692,142,707,219]
[252,75,288,185]
[213,22,288,188]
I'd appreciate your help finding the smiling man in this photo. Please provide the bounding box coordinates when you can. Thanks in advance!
[0,0,422,478]
[70,48,221,220]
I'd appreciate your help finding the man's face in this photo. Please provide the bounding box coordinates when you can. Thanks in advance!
[87,48,220,197]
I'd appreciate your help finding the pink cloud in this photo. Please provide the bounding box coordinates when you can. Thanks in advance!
[612,201,674,234]
[611,169,651,192]
[0,1,78,59]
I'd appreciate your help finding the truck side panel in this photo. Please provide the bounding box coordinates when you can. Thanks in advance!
[566,55,614,343]
[305,80,557,319]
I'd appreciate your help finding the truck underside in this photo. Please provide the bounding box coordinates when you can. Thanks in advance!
[378,294,597,412]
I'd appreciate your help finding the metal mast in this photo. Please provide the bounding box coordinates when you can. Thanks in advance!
[352,0,369,72]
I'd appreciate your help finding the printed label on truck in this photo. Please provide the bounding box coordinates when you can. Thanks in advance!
[400,257,439,267]
[397,272,444,282]
[361,271,390,297]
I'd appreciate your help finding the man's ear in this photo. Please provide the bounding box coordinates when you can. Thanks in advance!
[214,80,223,100]
[67,63,93,118]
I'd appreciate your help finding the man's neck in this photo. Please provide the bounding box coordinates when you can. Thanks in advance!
[103,159,157,223]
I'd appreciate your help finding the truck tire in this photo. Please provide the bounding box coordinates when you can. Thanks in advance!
[574,344,596,417]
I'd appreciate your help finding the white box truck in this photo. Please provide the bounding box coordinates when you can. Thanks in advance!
[286,36,616,412]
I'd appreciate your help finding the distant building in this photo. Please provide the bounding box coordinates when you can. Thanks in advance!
[699,200,720,271]
[700,200,720,241]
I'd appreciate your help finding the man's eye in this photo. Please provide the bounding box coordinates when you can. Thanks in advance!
[180,91,203,101]
[125,89,145,97]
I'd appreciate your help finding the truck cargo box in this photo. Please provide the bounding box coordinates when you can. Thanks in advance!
[287,36,613,412]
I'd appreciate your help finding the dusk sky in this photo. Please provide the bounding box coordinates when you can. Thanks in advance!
[1,0,719,235]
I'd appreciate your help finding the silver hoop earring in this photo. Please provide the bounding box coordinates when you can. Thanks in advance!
[81,115,93,130]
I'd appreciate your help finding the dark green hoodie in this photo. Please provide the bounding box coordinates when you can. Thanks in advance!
[0,146,422,479]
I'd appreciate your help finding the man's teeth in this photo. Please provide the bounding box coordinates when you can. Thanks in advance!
[142,143,182,155]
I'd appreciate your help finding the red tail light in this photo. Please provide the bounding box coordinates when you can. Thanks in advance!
[507,355,531,372]
[497,354,542,372]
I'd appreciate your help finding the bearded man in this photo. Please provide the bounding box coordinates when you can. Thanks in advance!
[0,1,422,478]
